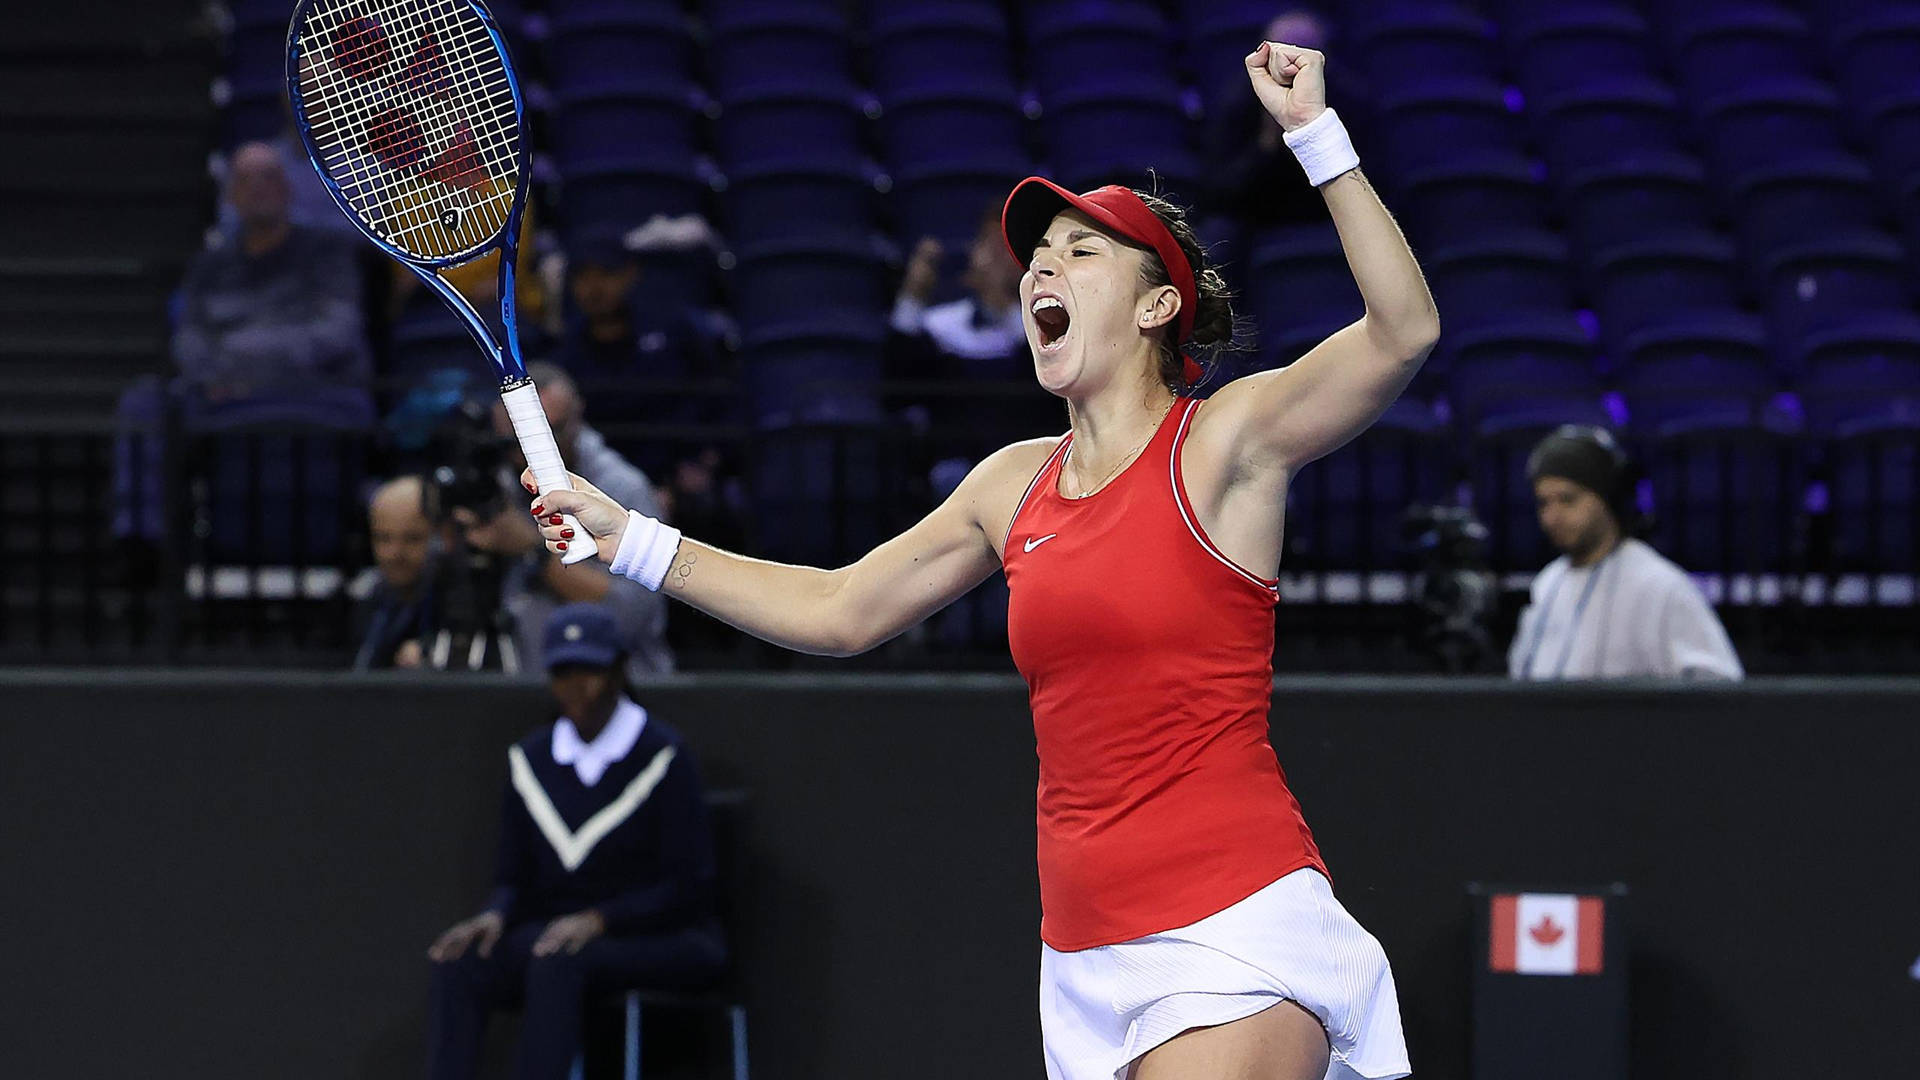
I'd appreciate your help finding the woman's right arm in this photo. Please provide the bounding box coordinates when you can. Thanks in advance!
[524,442,1044,657]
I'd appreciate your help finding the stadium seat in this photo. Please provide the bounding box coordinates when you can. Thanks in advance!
[1829,7,1920,115]
[1559,153,1714,261]
[713,84,865,170]
[1396,153,1548,249]
[1024,6,1178,100]
[739,319,888,430]
[1445,315,1604,435]
[1245,225,1365,347]
[702,0,844,29]
[549,84,703,166]
[546,10,695,94]
[707,9,853,99]
[891,159,1032,253]
[876,85,1027,173]
[722,158,879,246]
[558,155,710,235]
[1184,4,1279,112]
[1037,81,1198,193]
[1283,401,1452,571]
[1866,93,1920,198]
[1587,231,1742,346]
[1022,0,1170,42]
[1792,315,1920,435]
[868,1,1009,37]
[1507,6,1654,100]
[1640,423,1804,575]
[1373,77,1524,176]
[730,235,892,334]
[1353,5,1499,88]
[1426,231,1574,331]
[1819,427,1920,571]
[1533,76,1686,175]
[869,10,1016,99]
[1617,315,1775,435]
[1762,232,1911,352]
[221,89,285,150]
[1697,79,1846,183]
[1729,156,1880,265]
[1666,5,1813,102]
[223,24,282,92]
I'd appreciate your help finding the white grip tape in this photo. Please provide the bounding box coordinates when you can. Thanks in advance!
[501,383,598,565]
[1283,107,1361,187]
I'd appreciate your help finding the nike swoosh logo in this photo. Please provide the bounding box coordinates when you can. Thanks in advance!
[1023,533,1058,553]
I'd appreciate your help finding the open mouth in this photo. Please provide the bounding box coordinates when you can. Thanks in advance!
[1032,295,1071,351]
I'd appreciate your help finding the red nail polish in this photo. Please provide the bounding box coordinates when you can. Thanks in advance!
[548,513,564,525]
[556,540,568,552]
[561,528,575,539]
[531,504,545,516]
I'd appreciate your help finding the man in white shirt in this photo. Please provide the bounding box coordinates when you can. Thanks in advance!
[1509,426,1744,681]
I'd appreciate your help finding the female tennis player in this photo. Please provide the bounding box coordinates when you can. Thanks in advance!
[526,42,1434,1080]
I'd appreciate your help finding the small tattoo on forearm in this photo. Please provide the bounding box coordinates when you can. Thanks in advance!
[672,549,697,588]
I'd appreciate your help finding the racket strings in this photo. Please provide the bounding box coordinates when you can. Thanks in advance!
[306,0,511,251]
[308,0,512,253]
[294,0,520,261]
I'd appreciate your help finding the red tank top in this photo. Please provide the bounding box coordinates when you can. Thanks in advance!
[1003,397,1327,951]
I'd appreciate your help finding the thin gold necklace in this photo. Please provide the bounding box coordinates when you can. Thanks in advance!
[1063,398,1177,499]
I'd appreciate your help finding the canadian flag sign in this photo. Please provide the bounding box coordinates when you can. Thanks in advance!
[1489,893,1605,975]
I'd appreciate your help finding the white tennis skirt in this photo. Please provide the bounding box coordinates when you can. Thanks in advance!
[1039,867,1411,1080]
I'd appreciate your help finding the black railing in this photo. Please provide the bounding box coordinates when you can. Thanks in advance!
[3,382,1914,672]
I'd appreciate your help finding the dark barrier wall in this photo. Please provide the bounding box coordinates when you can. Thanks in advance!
[2,673,1916,1079]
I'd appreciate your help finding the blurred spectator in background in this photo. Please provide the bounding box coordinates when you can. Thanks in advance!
[170,142,370,401]
[887,210,1027,383]
[561,221,727,390]
[113,141,371,550]
[426,604,726,1080]
[218,110,359,241]
[1199,9,1342,232]
[1509,426,1743,681]
[454,361,674,677]
[887,208,1057,442]
[351,475,446,670]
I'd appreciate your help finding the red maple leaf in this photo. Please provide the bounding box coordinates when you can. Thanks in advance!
[1529,913,1566,946]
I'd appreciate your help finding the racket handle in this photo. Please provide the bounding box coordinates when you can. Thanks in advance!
[501,383,599,565]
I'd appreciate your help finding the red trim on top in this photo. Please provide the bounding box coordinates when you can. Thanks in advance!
[1168,400,1281,593]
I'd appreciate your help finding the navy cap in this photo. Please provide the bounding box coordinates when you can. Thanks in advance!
[542,603,627,670]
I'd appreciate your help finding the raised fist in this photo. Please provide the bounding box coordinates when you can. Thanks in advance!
[1245,41,1328,133]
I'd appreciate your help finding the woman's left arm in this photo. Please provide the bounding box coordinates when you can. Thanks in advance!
[1203,42,1441,473]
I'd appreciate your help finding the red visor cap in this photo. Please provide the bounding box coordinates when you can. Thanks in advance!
[1001,177,1204,385]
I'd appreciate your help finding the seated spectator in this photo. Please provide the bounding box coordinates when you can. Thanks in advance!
[1509,426,1744,680]
[426,604,727,1079]
[453,362,675,677]
[1198,9,1343,233]
[887,209,1027,386]
[556,222,730,437]
[886,209,1058,445]
[351,475,446,670]
[114,141,371,546]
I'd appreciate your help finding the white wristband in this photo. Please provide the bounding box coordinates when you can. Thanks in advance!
[1282,107,1360,187]
[607,509,684,592]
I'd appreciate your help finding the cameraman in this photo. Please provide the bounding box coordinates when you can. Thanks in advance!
[453,362,674,677]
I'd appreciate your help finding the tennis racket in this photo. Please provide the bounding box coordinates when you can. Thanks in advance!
[286,0,596,563]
